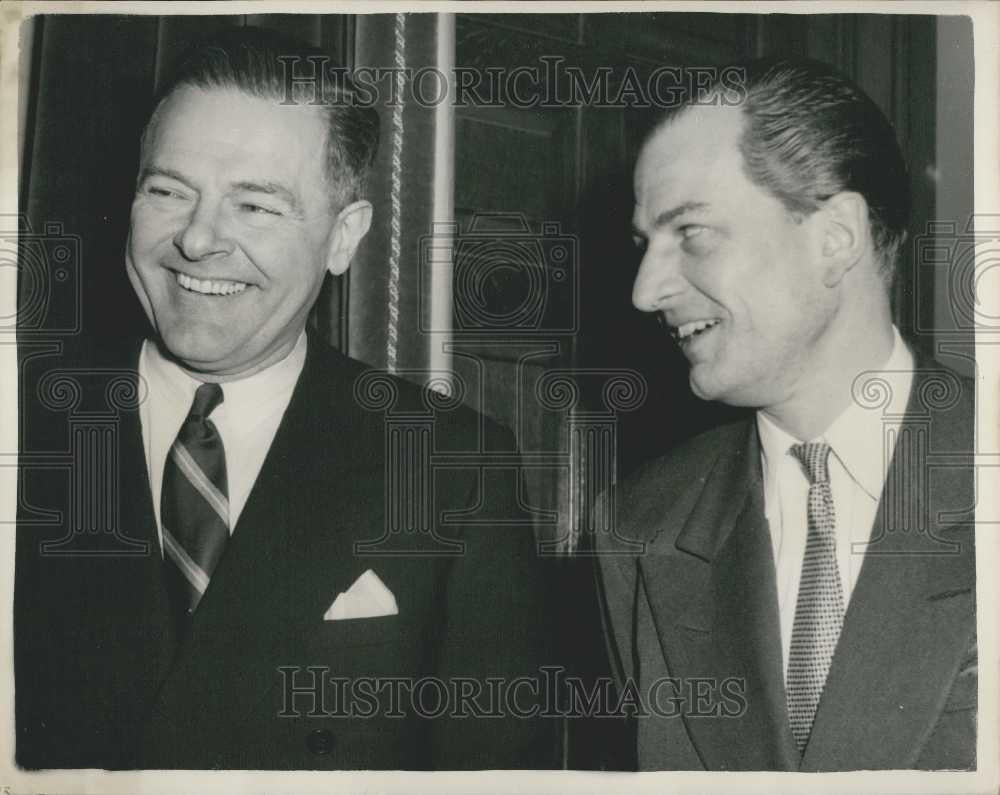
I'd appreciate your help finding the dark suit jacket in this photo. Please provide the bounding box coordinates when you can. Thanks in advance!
[16,334,559,770]
[596,359,977,771]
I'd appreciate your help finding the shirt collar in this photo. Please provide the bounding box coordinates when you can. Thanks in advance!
[142,332,308,422]
[216,332,307,428]
[824,326,913,499]
[142,338,201,410]
[756,326,914,500]
[757,407,799,514]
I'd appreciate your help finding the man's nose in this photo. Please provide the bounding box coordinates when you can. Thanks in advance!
[632,249,684,312]
[174,199,234,261]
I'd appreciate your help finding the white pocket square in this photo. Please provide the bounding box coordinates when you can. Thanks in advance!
[323,569,399,621]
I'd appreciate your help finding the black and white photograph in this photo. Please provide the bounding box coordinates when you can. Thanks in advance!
[2,1,996,792]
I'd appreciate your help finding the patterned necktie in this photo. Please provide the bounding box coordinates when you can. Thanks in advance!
[161,382,229,632]
[785,441,845,752]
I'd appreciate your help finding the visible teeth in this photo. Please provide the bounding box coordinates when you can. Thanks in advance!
[674,319,720,341]
[176,271,248,295]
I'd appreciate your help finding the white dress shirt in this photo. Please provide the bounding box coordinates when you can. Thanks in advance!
[757,326,914,679]
[138,332,307,550]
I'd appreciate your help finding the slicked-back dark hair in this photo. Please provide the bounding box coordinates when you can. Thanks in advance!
[140,26,379,209]
[646,57,910,281]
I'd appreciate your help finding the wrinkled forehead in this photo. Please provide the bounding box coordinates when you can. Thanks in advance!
[144,84,328,157]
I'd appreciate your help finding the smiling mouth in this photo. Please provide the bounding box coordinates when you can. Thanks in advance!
[669,318,721,345]
[175,271,249,296]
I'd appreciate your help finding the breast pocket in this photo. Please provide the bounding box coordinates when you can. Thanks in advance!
[297,611,431,690]
[312,613,403,649]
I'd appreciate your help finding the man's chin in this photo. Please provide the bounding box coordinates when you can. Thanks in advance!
[688,368,721,402]
[154,332,240,375]
[691,371,771,411]
[689,369,745,407]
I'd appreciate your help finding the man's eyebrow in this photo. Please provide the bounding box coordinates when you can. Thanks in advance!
[137,168,304,215]
[631,201,711,240]
[231,180,300,210]
[651,201,710,228]
[138,165,190,185]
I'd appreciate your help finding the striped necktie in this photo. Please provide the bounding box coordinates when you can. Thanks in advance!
[785,441,845,752]
[161,382,229,633]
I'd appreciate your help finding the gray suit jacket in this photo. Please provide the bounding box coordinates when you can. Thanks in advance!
[596,359,976,770]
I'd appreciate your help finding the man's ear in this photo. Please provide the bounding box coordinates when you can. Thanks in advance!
[818,192,870,287]
[325,200,373,276]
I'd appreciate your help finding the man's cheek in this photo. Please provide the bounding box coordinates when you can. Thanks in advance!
[128,217,162,259]
[133,203,187,244]
[130,200,161,231]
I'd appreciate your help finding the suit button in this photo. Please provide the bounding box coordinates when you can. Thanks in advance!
[306,728,336,755]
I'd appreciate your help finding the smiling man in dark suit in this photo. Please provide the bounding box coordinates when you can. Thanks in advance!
[596,58,976,771]
[16,28,556,770]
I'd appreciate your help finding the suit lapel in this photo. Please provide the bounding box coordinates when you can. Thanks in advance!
[802,363,976,770]
[48,342,179,763]
[639,422,799,770]
[114,374,180,684]
[146,341,383,740]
